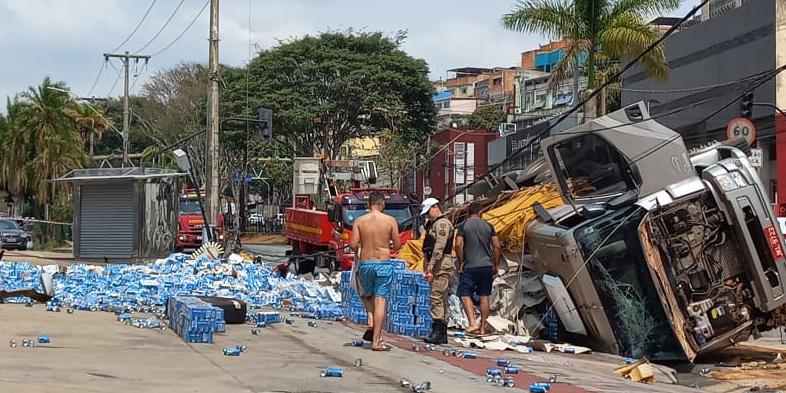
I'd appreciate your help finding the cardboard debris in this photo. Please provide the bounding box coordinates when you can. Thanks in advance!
[484,340,514,351]
[536,342,592,354]
[614,357,655,384]
[487,316,516,334]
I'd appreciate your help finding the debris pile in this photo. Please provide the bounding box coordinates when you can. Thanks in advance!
[0,253,342,319]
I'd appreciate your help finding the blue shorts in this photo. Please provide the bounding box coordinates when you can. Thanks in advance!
[358,261,394,298]
[457,266,494,297]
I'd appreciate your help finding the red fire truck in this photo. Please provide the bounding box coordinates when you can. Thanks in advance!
[284,158,416,272]
[175,189,225,251]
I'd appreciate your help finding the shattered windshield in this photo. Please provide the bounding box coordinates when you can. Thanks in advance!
[342,205,413,231]
[574,206,683,360]
[554,134,635,200]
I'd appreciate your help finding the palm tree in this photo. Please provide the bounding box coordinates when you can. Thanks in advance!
[65,102,112,157]
[0,97,35,215]
[14,77,87,211]
[501,0,680,90]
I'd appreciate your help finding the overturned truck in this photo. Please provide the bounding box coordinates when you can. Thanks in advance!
[526,102,786,361]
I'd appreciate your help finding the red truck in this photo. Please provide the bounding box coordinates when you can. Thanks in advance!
[284,158,416,272]
[175,189,225,251]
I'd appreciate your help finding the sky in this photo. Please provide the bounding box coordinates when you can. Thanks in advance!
[0,0,697,105]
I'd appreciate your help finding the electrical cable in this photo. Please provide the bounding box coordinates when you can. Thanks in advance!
[85,60,107,98]
[135,0,186,53]
[108,0,159,53]
[106,61,124,97]
[150,0,209,57]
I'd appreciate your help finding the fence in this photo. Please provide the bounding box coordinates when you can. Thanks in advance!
[242,217,285,235]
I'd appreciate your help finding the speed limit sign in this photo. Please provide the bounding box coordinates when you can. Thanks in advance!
[726,117,757,146]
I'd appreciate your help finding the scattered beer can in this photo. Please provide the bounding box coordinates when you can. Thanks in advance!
[251,328,261,336]
[37,335,50,344]
[461,351,477,359]
[549,374,557,384]
[424,344,436,351]
[497,359,510,367]
[413,344,422,352]
[486,368,503,377]
[504,376,515,388]
[307,321,317,327]
[400,378,412,388]
[9,339,16,348]
[528,382,550,392]
[700,367,711,375]
[354,358,363,367]
[504,366,520,374]
[223,347,242,356]
[348,339,364,347]
[320,367,344,377]
[235,345,247,352]
[285,319,294,325]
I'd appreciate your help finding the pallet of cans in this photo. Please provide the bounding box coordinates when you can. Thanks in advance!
[385,269,431,338]
[339,271,368,325]
[255,311,281,325]
[166,296,224,343]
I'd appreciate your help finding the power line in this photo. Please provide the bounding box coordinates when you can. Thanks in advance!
[615,74,764,93]
[106,60,123,97]
[109,0,159,53]
[85,60,107,97]
[490,0,712,175]
[150,0,209,57]
[135,0,186,53]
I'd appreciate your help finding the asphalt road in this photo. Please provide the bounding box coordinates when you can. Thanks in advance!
[243,243,291,264]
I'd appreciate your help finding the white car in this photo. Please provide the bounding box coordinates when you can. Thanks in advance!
[247,213,265,225]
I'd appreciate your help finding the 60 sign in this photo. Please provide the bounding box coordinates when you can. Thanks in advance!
[726,117,757,146]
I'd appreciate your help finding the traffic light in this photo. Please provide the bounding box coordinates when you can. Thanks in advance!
[257,108,273,139]
[740,92,754,119]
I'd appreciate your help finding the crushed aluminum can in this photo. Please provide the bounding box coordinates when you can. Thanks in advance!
[9,339,16,348]
[503,377,515,388]
[223,348,242,356]
[37,335,50,344]
[442,348,451,356]
[412,381,432,392]
[461,351,477,359]
[486,368,503,377]
[413,344,422,352]
[504,366,520,374]
[497,359,511,367]
[251,328,261,336]
[285,319,294,325]
[348,339,364,347]
[424,344,436,351]
[66,308,74,314]
[549,375,557,384]
[625,357,635,365]
[700,367,711,375]
[235,345,247,353]
[256,321,267,328]
[354,358,363,367]
[307,321,317,327]
[320,367,343,377]
[400,378,412,388]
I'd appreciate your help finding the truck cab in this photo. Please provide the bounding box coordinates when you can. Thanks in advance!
[527,102,786,361]
[175,189,224,251]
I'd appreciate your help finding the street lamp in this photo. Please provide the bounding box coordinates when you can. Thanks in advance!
[172,148,214,243]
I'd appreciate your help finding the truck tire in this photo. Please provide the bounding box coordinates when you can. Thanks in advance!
[194,296,247,324]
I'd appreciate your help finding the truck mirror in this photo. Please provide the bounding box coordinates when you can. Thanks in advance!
[327,205,336,221]
[580,204,606,219]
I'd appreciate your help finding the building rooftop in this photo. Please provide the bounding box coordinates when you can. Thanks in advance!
[447,67,493,76]
[649,16,682,26]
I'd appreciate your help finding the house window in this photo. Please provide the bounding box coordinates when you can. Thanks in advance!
[493,78,502,86]
[461,87,468,94]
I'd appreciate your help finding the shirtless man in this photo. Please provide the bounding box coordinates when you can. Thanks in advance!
[350,191,401,351]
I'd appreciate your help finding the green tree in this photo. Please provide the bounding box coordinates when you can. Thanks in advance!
[0,77,87,216]
[501,0,679,89]
[229,30,436,159]
[65,102,113,157]
[469,106,505,131]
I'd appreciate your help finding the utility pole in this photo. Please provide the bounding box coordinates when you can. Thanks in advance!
[205,0,221,230]
[104,51,150,167]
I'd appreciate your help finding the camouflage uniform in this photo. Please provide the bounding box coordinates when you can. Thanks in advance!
[423,216,454,322]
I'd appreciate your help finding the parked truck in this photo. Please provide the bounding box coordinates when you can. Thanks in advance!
[526,102,786,361]
[285,157,416,272]
[175,189,225,251]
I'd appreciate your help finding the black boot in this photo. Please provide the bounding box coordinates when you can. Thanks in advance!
[424,320,448,344]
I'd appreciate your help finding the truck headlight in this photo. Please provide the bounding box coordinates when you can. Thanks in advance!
[716,174,738,192]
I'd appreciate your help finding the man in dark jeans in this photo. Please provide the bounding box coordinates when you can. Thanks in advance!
[454,202,501,335]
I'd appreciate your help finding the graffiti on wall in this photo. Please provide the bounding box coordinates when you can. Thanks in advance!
[143,181,176,257]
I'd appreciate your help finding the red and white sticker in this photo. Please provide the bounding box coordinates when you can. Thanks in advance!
[765,226,785,260]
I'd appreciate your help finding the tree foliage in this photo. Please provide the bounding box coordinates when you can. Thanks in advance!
[226,30,436,159]
[0,77,89,215]
[469,106,505,132]
[501,0,680,89]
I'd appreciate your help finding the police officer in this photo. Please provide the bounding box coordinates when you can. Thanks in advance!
[420,197,454,344]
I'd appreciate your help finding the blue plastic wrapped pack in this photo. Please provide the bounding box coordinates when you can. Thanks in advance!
[0,253,344,325]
